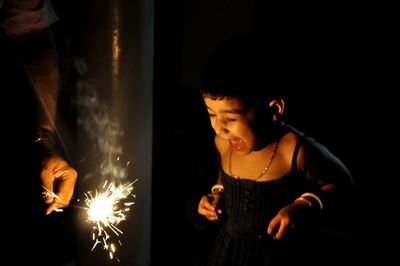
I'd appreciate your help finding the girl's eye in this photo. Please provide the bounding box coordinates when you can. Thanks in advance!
[226,118,236,122]
[208,113,216,118]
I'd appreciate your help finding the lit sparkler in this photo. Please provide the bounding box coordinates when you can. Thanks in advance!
[42,178,138,260]
[84,179,138,260]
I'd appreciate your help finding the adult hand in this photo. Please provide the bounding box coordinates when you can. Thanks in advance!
[40,155,78,215]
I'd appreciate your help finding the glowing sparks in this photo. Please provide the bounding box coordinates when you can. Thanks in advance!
[41,175,138,260]
[84,179,138,260]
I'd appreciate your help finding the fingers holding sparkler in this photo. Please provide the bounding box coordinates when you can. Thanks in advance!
[198,194,222,221]
[40,155,78,215]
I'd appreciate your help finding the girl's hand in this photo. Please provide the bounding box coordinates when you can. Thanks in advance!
[267,201,314,240]
[198,193,223,221]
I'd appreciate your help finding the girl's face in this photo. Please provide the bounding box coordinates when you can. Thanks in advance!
[204,96,259,155]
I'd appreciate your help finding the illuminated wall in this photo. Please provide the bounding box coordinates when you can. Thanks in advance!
[65,0,154,265]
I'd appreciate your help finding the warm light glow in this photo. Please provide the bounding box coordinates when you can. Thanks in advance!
[112,1,121,92]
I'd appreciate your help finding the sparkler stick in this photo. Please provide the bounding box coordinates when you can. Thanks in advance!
[41,185,64,212]
[213,210,219,221]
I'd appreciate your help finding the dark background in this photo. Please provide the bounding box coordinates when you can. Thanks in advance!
[51,1,397,265]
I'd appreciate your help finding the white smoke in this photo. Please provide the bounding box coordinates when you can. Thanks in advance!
[72,57,128,181]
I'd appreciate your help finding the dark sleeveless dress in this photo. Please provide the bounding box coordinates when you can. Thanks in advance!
[207,133,319,266]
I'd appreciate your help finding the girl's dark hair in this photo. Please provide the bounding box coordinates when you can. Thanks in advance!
[200,34,282,106]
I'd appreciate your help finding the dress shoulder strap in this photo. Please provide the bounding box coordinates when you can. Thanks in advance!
[284,123,306,173]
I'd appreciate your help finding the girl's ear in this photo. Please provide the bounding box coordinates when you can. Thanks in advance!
[268,98,285,121]
[268,98,285,115]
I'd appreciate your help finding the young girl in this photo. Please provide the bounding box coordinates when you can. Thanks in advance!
[197,36,354,266]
